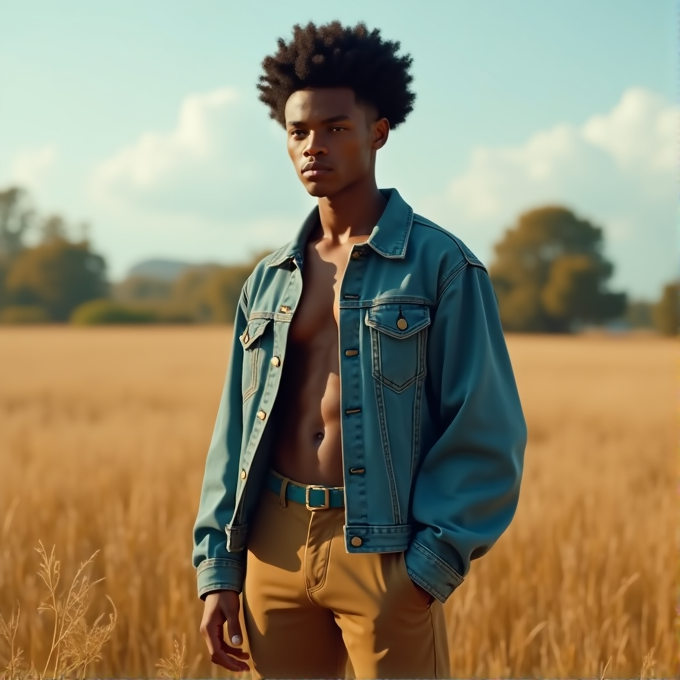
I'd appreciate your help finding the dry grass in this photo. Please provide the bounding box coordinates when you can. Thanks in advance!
[0,327,675,678]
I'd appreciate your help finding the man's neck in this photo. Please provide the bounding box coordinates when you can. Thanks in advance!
[316,177,387,245]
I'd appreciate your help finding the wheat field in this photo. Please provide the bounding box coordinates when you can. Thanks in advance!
[0,327,675,678]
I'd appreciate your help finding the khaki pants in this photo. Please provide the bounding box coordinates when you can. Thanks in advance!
[241,478,450,679]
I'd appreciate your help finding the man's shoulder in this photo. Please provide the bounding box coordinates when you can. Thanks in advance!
[409,212,487,273]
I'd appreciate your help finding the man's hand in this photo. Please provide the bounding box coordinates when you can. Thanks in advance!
[199,590,250,672]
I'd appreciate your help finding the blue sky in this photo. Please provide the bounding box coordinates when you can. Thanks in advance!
[0,0,675,298]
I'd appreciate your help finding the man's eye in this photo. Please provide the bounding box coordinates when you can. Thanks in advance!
[331,126,345,132]
[290,129,306,138]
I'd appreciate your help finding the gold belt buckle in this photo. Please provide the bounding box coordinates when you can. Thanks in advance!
[305,486,330,510]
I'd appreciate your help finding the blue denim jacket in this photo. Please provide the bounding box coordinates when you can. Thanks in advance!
[192,188,527,603]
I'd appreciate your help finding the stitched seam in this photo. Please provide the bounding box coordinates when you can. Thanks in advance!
[411,215,488,269]
[413,540,464,584]
[436,260,468,301]
[406,567,447,601]
[429,606,438,677]
[411,331,426,478]
[366,318,431,339]
[371,329,401,524]
[242,347,259,401]
[196,557,242,573]
[379,373,418,393]
[307,512,340,594]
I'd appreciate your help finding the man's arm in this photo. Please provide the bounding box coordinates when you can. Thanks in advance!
[193,285,253,672]
[404,260,527,603]
[192,284,250,598]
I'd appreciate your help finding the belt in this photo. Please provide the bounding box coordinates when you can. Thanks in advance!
[266,469,345,510]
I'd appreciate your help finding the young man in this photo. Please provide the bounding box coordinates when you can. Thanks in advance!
[193,21,526,680]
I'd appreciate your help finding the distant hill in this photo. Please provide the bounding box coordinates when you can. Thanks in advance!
[126,259,219,281]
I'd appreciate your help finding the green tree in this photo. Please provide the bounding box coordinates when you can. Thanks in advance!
[113,275,173,302]
[0,187,34,261]
[489,206,626,332]
[0,187,36,309]
[170,266,222,321]
[168,251,272,323]
[652,282,678,336]
[199,263,254,323]
[625,300,654,329]
[6,237,107,321]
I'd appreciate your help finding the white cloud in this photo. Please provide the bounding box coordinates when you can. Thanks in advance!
[582,87,675,174]
[89,87,313,272]
[10,145,57,189]
[91,87,306,222]
[428,87,676,298]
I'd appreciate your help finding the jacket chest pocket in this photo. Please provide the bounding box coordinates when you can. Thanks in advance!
[239,318,271,401]
[365,304,431,393]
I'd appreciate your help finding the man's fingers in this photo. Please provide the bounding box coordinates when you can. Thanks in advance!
[210,648,250,673]
[221,642,250,660]
[204,622,249,671]
[219,637,250,660]
[224,604,245,650]
[220,593,250,659]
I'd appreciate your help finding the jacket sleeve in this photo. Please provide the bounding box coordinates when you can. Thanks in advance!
[404,260,527,603]
[192,285,249,599]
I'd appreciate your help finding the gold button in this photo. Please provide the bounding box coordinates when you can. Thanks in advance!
[345,349,359,357]
[243,333,250,343]
[397,318,408,331]
[351,251,362,260]
[256,410,266,420]
[350,536,363,547]
[240,469,247,480]
[270,356,281,367]
[279,305,291,313]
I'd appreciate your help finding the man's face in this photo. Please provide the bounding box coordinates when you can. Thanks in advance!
[284,88,388,198]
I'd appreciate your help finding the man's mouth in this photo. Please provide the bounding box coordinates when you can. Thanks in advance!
[302,162,333,178]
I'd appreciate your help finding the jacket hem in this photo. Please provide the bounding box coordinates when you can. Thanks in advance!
[196,557,245,600]
[404,538,465,603]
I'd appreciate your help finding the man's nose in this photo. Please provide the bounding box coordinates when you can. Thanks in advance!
[303,132,327,157]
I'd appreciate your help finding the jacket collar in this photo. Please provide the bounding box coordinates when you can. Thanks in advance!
[267,188,413,268]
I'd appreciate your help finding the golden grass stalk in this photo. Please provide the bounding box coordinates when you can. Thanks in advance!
[156,635,187,680]
[0,605,27,680]
[0,543,116,680]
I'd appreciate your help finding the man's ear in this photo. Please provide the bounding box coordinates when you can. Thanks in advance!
[372,118,390,150]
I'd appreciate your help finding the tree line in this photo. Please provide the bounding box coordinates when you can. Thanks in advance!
[0,186,676,334]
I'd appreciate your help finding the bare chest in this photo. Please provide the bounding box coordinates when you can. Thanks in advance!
[288,245,352,345]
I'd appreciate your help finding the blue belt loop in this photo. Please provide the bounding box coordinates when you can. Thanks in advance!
[279,476,289,508]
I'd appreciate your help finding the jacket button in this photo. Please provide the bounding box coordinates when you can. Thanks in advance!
[240,469,247,480]
[256,410,266,420]
[351,251,362,260]
[350,536,363,547]
[243,333,250,343]
[344,349,359,357]
[270,356,281,367]
[396,318,408,331]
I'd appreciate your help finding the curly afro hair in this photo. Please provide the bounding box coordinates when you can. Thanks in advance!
[257,21,416,129]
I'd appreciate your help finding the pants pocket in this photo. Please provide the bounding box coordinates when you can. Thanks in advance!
[397,552,433,608]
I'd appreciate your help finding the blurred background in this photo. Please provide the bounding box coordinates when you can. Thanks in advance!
[0,0,676,330]
[0,1,676,678]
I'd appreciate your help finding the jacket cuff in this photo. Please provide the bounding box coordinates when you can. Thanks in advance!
[404,534,465,603]
[196,557,245,600]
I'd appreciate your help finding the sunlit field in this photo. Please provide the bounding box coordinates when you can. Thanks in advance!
[0,327,675,678]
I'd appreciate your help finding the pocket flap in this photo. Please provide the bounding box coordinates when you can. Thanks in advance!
[239,318,270,350]
[365,304,431,339]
